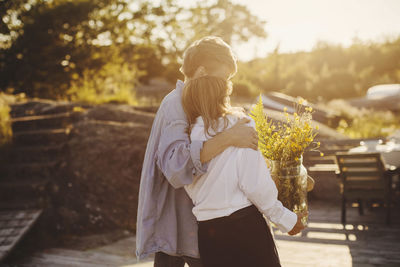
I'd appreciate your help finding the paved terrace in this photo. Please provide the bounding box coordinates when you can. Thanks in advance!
[7,200,400,267]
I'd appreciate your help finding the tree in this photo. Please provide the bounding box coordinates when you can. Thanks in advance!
[0,0,140,98]
[0,0,267,100]
[156,0,267,81]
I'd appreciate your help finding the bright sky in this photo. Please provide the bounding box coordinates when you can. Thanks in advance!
[229,0,400,61]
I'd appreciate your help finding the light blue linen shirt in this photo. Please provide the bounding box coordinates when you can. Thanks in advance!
[136,80,208,260]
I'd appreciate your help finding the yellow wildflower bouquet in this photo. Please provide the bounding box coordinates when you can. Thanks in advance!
[250,95,320,162]
[250,95,319,225]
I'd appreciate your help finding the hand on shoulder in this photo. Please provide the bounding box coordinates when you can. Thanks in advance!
[224,115,258,150]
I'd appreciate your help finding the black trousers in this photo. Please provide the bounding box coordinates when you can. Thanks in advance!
[198,205,281,267]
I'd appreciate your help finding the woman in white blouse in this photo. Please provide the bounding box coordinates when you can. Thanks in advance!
[180,36,307,267]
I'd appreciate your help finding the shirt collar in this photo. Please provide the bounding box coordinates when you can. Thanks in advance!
[175,79,185,92]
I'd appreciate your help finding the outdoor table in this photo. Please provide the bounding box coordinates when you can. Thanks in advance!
[348,141,400,168]
[307,141,400,187]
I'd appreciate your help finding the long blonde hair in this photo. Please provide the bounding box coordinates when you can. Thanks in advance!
[181,36,241,136]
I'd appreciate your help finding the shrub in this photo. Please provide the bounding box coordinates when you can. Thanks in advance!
[232,79,259,98]
[67,62,138,106]
[327,99,400,138]
[336,113,400,139]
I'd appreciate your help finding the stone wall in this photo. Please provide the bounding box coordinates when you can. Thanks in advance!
[56,104,155,234]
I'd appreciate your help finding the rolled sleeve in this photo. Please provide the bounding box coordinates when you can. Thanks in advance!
[190,140,209,177]
[156,118,208,188]
[276,207,298,233]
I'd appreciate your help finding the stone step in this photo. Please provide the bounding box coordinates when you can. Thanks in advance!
[12,128,70,146]
[0,161,59,179]
[0,178,50,203]
[11,112,80,133]
[0,143,67,164]
[0,199,44,210]
[10,101,90,118]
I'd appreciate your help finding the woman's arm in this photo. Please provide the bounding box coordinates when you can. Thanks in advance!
[200,118,258,163]
[237,148,299,233]
[156,117,258,189]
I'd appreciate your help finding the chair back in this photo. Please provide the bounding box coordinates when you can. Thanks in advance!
[335,152,387,198]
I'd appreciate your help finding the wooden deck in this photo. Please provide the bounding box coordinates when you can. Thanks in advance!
[6,200,400,267]
[0,209,42,261]
[273,201,400,267]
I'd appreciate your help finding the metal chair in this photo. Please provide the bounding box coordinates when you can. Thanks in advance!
[335,152,392,225]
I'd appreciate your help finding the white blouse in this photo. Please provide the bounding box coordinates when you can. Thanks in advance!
[184,113,297,233]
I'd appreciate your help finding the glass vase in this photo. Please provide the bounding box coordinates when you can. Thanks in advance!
[269,156,309,226]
